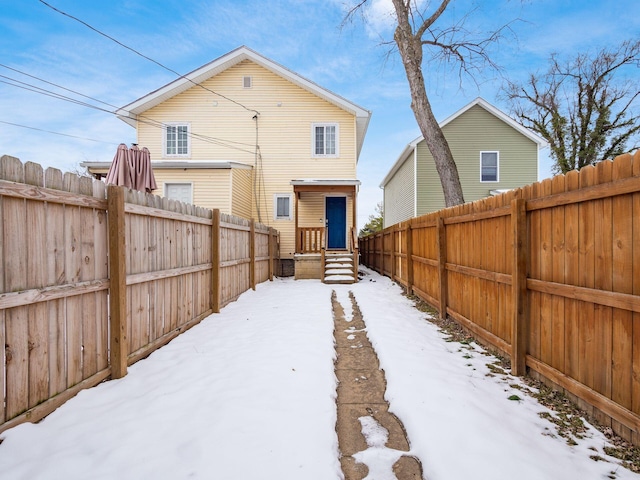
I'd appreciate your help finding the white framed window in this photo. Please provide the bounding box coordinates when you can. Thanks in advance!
[312,123,339,157]
[243,76,252,88]
[273,194,292,220]
[164,123,190,157]
[165,183,193,204]
[480,151,499,182]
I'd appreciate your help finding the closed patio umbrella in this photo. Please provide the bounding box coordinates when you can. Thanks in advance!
[132,146,157,193]
[105,143,134,188]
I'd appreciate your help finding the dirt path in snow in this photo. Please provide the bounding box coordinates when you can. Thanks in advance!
[332,290,424,480]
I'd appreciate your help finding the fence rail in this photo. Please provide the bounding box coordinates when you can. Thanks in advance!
[360,151,640,444]
[0,155,279,434]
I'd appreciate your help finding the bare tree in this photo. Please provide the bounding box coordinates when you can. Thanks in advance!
[345,0,515,207]
[503,40,640,174]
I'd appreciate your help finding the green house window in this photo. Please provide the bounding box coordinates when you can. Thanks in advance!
[481,151,499,182]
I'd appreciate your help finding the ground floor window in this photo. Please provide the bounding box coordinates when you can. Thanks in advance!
[274,194,292,220]
[165,183,193,204]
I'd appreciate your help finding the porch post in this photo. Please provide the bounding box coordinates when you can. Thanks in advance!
[294,191,299,254]
[352,186,357,240]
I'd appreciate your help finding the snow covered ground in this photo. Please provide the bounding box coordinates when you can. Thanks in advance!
[0,268,637,479]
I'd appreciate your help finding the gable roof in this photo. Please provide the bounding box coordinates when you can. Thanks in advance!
[116,46,372,157]
[380,97,547,187]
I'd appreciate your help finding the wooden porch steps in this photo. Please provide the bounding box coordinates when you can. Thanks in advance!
[323,253,357,285]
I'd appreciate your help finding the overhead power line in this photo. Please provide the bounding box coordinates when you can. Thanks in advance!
[0,66,257,155]
[37,0,260,115]
[0,120,118,144]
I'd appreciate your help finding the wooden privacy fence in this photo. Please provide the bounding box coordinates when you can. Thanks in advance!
[0,155,279,434]
[360,151,640,444]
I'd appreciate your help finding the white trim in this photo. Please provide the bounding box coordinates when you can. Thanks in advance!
[243,76,252,88]
[273,193,293,221]
[311,123,340,158]
[379,136,422,188]
[440,97,548,147]
[413,147,418,217]
[81,160,252,170]
[164,182,194,204]
[116,46,371,158]
[480,151,500,183]
[163,122,191,158]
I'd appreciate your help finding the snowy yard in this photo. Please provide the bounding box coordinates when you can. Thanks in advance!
[0,268,637,479]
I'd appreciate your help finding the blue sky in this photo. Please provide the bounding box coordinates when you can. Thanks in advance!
[1,0,638,227]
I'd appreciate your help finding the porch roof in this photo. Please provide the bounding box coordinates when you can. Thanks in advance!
[290,179,360,193]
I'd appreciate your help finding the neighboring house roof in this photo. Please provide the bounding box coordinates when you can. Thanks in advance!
[380,97,548,187]
[116,45,372,158]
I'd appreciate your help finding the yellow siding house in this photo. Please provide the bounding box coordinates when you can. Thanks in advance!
[84,46,371,280]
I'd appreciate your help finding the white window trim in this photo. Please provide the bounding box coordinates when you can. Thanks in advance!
[273,193,293,221]
[243,76,252,88]
[480,151,499,183]
[311,123,339,158]
[163,122,191,158]
[164,182,194,204]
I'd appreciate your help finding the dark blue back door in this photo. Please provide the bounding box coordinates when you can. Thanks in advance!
[326,196,346,249]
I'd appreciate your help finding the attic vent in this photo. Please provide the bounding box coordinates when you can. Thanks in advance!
[243,76,252,88]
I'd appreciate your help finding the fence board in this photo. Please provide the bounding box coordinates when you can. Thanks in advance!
[529,181,542,361]
[1,157,278,434]
[612,155,634,417]
[359,151,640,442]
[550,174,566,373]
[564,170,580,383]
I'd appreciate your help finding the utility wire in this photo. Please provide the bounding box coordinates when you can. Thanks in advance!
[0,69,257,155]
[0,120,118,144]
[0,62,118,110]
[37,0,260,116]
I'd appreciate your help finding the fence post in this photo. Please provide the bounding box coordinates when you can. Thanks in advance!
[437,216,448,320]
[107,185,127,379]
[406,222,414,295]
[268,227,274,281]
[250,219,256,290]
[379,232,384,275]
[391,225,397,281]
[511,198,528,376]
[211,209,221,313]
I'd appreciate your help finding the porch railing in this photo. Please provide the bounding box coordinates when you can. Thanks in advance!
[297,227,325,253]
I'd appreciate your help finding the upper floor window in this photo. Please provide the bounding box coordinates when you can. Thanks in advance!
[165,123,190,157]
[480,151,499,182]
[313,123,339,157]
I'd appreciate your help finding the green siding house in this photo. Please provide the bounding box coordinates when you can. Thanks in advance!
[380,98,547,227]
